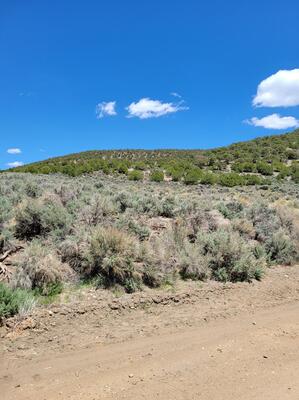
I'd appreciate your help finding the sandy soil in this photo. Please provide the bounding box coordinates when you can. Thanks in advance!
[1,265,299,399]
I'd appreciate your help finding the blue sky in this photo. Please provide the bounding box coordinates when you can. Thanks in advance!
[1,0,299,168]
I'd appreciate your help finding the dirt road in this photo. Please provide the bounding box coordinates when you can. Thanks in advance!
[1,266,299,399]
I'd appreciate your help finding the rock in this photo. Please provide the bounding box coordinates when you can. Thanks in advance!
[18,318,36,330]
[5,318,16,329]
[109,303,120,310]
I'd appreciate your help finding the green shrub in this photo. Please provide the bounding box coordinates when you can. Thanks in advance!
[184,169,202,185]
[200,172,218,185]
[117,163,128,174]
[0,283,35,321]
[292,167,299,183]
[219,173,245,187]
[256,162,273,176]
[128,170,143,181]
[150,170,164,182]
[245,175,263,185]
[168,168,184,182]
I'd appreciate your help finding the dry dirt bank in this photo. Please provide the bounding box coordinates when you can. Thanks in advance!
[1,265,299,399]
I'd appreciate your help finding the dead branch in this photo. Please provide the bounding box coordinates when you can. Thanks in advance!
[0,246,24,262]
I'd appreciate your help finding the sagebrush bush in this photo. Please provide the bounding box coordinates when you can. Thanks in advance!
[114,191,134,213]
[15,202,44,240]
[81,195,116,225]
[117,217,150,241]
[0,228,16,253]
[179,243,210,281]
[1,171,298,299]
[15,200,71,240]
[0,197,12,224]
[160,196,177,218]
[88,227,141,292]
[265,231,297,265]
[247,202,280,242]
[25,182,41,198]
[218,201,243,220]
[133,194,162,217]
[12,241,71,295]
[140,228,182,286]
[232,218,255,239]
[196,230,265,282]
[59,229,92,276]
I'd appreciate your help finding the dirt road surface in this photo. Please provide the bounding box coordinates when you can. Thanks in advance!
[1,265,299,400]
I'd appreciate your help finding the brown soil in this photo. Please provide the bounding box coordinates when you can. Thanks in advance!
[1,265,299,399]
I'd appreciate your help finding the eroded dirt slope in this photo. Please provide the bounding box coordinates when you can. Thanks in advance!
[1,265,299,400]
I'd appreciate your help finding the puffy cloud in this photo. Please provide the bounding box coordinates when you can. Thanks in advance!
[245,113,299,129]
[7,148,21,154]
[126,98,188,119]
[253,69,299,107]
[96,101,117,118]
[7,161,24,168]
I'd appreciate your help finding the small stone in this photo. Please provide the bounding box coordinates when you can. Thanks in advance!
[19,318,36,330]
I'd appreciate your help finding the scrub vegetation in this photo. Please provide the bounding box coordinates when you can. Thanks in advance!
[1,164,298,319]
[4,130,299,185]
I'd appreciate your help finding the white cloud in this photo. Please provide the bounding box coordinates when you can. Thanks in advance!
[126,98,189,119]
[253,69,299,107]
[170,92,182,98]
[19,91,34,97]
[7,148,21,154]
[7,161,24,168]
[96,101,117,118]
[245,113,299,129]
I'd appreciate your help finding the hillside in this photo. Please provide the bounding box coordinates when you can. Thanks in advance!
[4,130,299,186]
[1,145,299,400]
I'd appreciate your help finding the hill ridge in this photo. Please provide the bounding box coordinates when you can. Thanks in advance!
[4,129,299,186]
